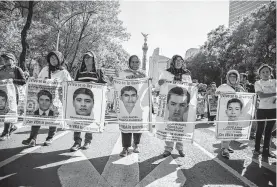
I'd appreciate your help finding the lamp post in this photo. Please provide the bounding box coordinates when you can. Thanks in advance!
[55,10,96,51]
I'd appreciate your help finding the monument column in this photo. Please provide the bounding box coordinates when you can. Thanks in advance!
[141,33,149,71]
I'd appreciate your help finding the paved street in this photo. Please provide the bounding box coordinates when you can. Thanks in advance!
[0,113,276,187]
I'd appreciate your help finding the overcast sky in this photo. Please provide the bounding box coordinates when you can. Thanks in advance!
[118,1,229,59]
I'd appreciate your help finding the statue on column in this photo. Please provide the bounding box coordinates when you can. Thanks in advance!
[141,32,149,43]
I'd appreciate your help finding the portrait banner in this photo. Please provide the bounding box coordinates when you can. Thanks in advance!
[0,79,17,123]
[24,78,63,127]
[216,93,256,141]
[207,95,218,116]
[114,78,151,133]
[63,81,106,133]
[156,81,197,142]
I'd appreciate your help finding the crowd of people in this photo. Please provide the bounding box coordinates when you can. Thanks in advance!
[0,50,276,161]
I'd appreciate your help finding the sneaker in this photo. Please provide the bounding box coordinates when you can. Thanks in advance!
[0,133,9,141]
[120,147,128,157]
[44,138,53,146]
[163,150,171,157]
[70,143,81,152]
[133,143,140,153]
[82,142,91,150]
[178,150,185,157]
[228,147,234,153]
[22,138,36,147]
[221,148,230,159]
[9,126,17,135]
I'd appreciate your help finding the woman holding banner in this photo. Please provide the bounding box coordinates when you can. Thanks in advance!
[0,52,26,141]
[22,51,72,147]
[215,69,245,159]
[70,51,106,152]
[253,64,276,158]
[157,55,192,157]
[115,55,146,157]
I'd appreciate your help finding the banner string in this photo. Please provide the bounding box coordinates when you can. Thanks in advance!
[1,115,276,124]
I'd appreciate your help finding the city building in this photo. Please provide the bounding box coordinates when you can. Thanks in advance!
[148,48,170,86]
[229,1,270,27]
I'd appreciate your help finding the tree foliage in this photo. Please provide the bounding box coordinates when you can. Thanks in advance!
[186,1,276,84]
[0,1,130,78]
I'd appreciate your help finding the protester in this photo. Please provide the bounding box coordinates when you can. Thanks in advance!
[0,52,26,141]
[215,69,245,159]
[22,51,72,147]
[115,55,146,157]
[157,55,192,157]
[253,64,276,158]
[70,51,106,152]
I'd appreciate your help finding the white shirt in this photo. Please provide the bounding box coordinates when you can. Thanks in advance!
[255,79,276,109]
[38,67,73,82]
[39,109,50,116]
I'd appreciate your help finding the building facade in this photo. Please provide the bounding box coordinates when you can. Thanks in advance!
[148,48,170,86]
[229,1,270,27]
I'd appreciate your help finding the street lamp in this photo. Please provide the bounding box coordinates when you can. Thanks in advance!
[55,10,96,51]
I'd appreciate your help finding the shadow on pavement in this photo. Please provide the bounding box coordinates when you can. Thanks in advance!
[0,148,78,187]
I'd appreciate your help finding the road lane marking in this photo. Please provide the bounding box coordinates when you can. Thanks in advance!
[100,135,139,187]
[0,131,69,168]
[135,156,186,187]
[193,141,258,187]
[58,150,111,187]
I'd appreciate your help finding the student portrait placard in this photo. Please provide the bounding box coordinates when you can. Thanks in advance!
[207,95,218,116]
[114,78,151,133]
[156,81,197,142]
[63,81,106,133]
[24,78,63,126]
[216,93,256,140]
[0,79,17,123]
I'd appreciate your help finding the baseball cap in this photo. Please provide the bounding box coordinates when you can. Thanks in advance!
[1,52,16,62]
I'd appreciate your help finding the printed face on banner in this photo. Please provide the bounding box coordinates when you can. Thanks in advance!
[216,93,256,140]
[165,86,190,122]
[65,83,104,122]
[120,86,139,114]
[0,81,17,116]
[25,80,63,119]
[0,92,7,110]
[113,78,150,133]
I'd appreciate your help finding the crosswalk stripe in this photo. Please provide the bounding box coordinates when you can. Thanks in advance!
[135,156,186,187]
[58,150,111,187]
[99,135,139,187]
[193,141,258,187]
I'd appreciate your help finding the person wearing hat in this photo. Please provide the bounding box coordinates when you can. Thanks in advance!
[70,51,107,152]
[0,52,26,141]
[22,51,72,147]
[215,69,245,159]
[253,64,276,158]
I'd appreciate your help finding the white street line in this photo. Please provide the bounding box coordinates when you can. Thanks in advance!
[0,131,69,168]
[193,141,258,187]
[58,150,110,187]
[0,173,16,181]
[100,135,139,187]
[135,156,186,187]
